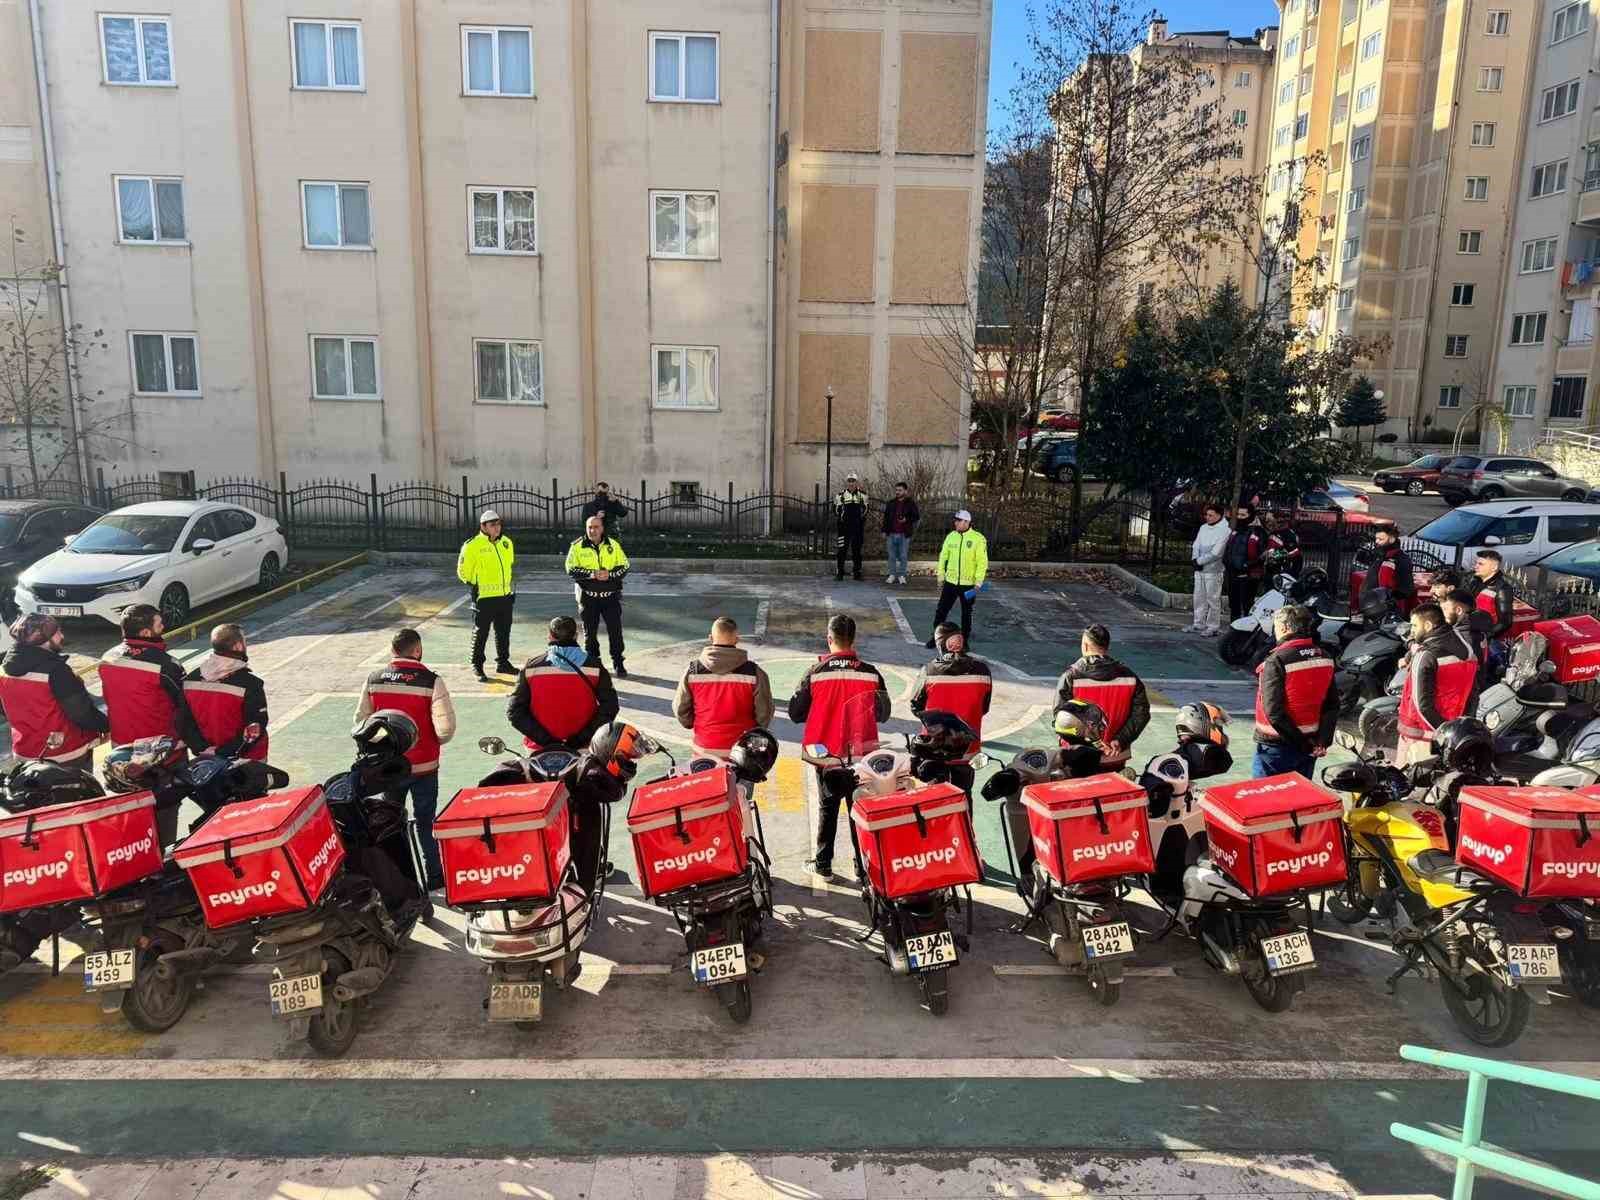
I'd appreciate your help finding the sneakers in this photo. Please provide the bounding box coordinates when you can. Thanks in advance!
[473,667,490,683]
[613,661,629,679]
[813,863,834,881]
[1204,628,1220,638]
[1183,624,1203,634]
[886,573,897,583]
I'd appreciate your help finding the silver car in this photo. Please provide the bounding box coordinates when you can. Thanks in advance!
[1435,454,1592,504]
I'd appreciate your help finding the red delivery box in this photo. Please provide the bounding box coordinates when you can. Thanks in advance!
[628,766,748,898]
[851,783,982,899]
[1458,786,1600,898]
[1199,774,1347,898]
[435,781,571,906]
[1533,616,1600,684]
[1022,773,1155,885]
[172,786,345,929]
[0,791,163,914]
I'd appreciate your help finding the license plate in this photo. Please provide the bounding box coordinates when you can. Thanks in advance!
[691,943,747,984]
[82,949,135,992]
[268,972,323,1018]
[905,930,957,972]
[1082,921,1134,960]
[487,981,543,1022]
[1507,943,1562,982]
[38,605,81,618]
[1261,931,1316,976]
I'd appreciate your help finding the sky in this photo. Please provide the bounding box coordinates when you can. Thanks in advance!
[988,1,1282,136]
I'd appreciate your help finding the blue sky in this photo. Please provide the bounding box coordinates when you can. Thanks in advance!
[989,2,1281,136]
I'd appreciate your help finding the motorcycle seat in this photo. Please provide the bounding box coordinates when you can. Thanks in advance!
[1515,682,1570,709]
[1407,848,1496,892]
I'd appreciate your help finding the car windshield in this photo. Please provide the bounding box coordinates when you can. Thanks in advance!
[1413,510,1492,546]
[0,516,20,544]
[1534,539,1600,584]
[1446,456,1480,470]
[69,514,188,555]
[1412,455,1446,469]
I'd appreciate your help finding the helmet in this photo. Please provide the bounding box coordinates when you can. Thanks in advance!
[1431,717,1495,776]
[908,711,980,763]
[1359,587,1394,624]
[102,737,181,794]
[1298,566,1330,597]
[1054,699,1108,747]
[729,727,779,784]
[351,710,418,758]
[587,723,659,780]
[1175,702,1230,748]
[1,760,102,813]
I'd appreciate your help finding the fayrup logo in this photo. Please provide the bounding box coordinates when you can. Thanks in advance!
[456,853,534,889]
[3,849,74,889]
[106,835,154,868]
[653,837,723,877]
[890,836,963,875]
[1071,829,1140,865]
[209,869,281,909]
[1461,832,1514,866]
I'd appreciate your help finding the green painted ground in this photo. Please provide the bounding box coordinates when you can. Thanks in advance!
[425,592,763,661]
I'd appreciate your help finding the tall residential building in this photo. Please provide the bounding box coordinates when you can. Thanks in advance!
[1489,1,1600,444]
[0,1,989,496]
[1261,0,1538,437]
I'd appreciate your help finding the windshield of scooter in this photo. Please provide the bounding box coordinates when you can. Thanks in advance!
[1568,726,1600,765]
[528,749,579,780]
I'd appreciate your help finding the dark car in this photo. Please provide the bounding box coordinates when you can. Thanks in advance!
[1372,454,1450,496]
[0,500,104,622]
[1031,435,1077,483]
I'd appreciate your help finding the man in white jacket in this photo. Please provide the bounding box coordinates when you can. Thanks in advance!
[1189,502,1230,636]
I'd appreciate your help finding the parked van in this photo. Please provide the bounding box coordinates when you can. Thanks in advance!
[1407,500,1600,570]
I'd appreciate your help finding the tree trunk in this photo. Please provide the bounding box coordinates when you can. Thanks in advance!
[1229,391,1249,512]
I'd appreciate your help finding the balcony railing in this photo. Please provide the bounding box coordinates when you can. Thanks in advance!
[1584,172,1600,193]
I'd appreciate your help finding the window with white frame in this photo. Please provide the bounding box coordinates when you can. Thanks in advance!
[1294,112,1309,139]
[1450,283,1475,306]
[1470,121,1496,147]
[650,191,718,259]
[1361,32,1381,59]
[1275,124,1291,148]
[474,339,543,405]
[1486,10,1509,35]
[1342,236,1360,262]
[114,175,185,243]
[1232,109,1248,127]
[1352,134,1371,161]
[311,336,380,400]
[1510,312,1547,346]
[301,181,371,248]
[291,19,362,89]
[1333,92,1350,122]
[1464,175,1489,200]
[468,187,537,254]
[1305,25,1318,49]
[1444,334,1469,358]
[1504,385,1535,417]
[650,32,719,102]
[1458,230,1482,254]
[1348,186,1366,212]
[130,332,199,396]
[1479,67,1503,92]
[1278,80,1294,105]
[1235,71,1251,86]
[1531,160,1569,198]
[1553,2,1588,44]
[1521,237,1558,273]
[1571,302,1597,343]
[1439,386,1462,409]
[1337,287,1354,311]
[100,15,173,85]
[1356,84,1377,111]
[462,26,533,96]
[1283,34,1299,56]
[1541,80,1581,123]
[1300,68,1313,95]
[652,345,718,410]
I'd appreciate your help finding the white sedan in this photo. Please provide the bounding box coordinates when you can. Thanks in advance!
[15,501,289,628]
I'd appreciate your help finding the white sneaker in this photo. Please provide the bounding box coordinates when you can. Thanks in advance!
[886,574,896,583]
[898,575,908,585]
[1183,624,1202,633]
[1204,628,1221,637]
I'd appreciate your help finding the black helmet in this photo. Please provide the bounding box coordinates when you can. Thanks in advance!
[1054,699,1108,747]
[1,760,102,813]
[729,727,779,783]
[1359,587,1393,623]
[1299,566,1330,597]
[1431,717,1495,776]
[351,709,418,757]
[908,711,980,763]
[1175,702,1229,748]
[102,737,182,794]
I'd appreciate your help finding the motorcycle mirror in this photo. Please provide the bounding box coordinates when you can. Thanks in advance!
[478,735,506,756]
[1336,730,1357,750]
[971,752,991,771]
[805,743,830,759]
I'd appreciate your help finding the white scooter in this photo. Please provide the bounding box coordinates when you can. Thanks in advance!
[1220,563,1348,669]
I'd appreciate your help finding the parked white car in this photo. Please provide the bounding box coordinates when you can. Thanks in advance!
[15,501,289,628]
[1406,500,1600,571]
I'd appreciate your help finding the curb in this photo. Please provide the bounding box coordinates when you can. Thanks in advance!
[1095,563,1191,610]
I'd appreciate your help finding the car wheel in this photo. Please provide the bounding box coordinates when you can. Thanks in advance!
[1478,486,1504,501]
[258,552,282,590]
[158,583,190,628]
[1052,464,1076,484]
[1564,489,1587,503]
[1405,480,1425,496]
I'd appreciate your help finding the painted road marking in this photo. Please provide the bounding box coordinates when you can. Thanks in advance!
[752,599,769,640]
[884,596,919,645]
[762,756,807,814]
[993,964,1176,978]
[271,690,330,735]
[258,591,412,674]
[359,592,471,664]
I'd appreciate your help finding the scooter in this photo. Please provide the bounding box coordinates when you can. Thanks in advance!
[1219,560,1348,668]
[1355,666,1405,759]
[1478,633,1596,781]
[0,762,98,976]
[1336,590,1408,717]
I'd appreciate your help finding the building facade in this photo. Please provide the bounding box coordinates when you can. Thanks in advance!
[1,0,989,497]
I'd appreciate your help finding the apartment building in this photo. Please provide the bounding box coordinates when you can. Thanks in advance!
[1490,1,1600,444]
[1,0,989,496]
[1261,0,1538,437]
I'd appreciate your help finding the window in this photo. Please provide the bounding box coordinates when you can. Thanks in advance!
[1235,71,1251,86]
[1531,160,1570,198]
[1486,515,1538,545]
[474,339,543,405]
[1284,35,1299,56]
[461,25,533,96]
[468,187,537,254]
[1553,376,1588,420]
[1342,236,1360,262]
[1444,334,1470,358]
[1464,176,1489,200]
[650,191,719,258]
[1505,385,1536,417]
[1278,80,1294,105]
[670,481,702,508]
[1548,515,1600,545]
[1458,230,1482,254]
[1356,84,1376,111]
[1348,186,1366,212]
[650,31,719,103]
[1352,135,1371,162]
[1521,237,1558,273]
[1450,283,1475,306]
[99,15,172,85]
[1479,67,1503,92]
[311,336,380,400]
[114,175,185,243]
[1540,80,1581,123]
[1510,312,1547,345]
[652,345,718,410]
[291,20,362,89]
[1553,2,1589,44]
[156,472,194,501]
[301,181,371,249]
[129,332,199,396]
[1300,68,1313,96]
[1337,287,1355,310]
[1274,124,1291,148]
[1361,32,1381,60]
[1294,113,1309,139]
[1232,109,1248,127]
[1471,122,1496,147]
[1439,386,1462,409]
[1486,10,1509,35]
[1333,92,1350,122]
[216,509,257,539]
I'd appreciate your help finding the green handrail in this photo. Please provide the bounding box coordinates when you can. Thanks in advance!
[1390,1044,1600,1200]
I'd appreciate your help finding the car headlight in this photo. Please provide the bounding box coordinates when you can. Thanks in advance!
[96,573,153,596]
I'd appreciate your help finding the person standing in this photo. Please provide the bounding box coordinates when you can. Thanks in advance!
[834,473,869,582]
[580,482,629,534]
[1225,504,1265,622]
[1189,503,1230,637]
[99,604,206,755]
[566,514,630,678]
[927,510,988,648]
[0,614,108,769]
[1441,586,1491,685]
[909,623,993,741]
[1055,623,1151,771]
[1396,603,1480,766]
[1263,511,1302,576]
[881,481,920,586]
[184,623,269,761]
[457,510,516,683]
[1362,525,1417,614]
[507,616,619,751]
[1251,604,1337,779]
[1470,550,1516,648]
[355,627,457,892]
[674,617,775,758]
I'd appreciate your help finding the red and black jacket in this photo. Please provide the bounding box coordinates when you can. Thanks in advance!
[1471,572,1516,641]
[1054,653,1150,766]
[359,659,448,773]
[183,654,269,760]
[1399,626,1479,742]
[1253,636,1337,752]
[674,647,774,755]
[1225,525,1265,579]
[0,642,108,761]
[99,637,205,752]
[1363,546,1417,611]
[910,652,993,742]
[788,651,891,757]
[507,645,619,751]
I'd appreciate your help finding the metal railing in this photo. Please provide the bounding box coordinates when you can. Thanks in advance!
[1541,427,1600,454]
[1389,1044,1600,1200]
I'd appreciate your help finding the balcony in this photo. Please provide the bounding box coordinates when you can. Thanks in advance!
[1562,257,1600,292]
[1579,173,1600,225]
[1557,339,1595,374]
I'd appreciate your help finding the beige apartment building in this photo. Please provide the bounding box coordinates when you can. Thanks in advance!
[0,0,989,498]
[1261,0,1539,438]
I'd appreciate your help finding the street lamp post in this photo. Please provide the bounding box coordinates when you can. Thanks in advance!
[1373,389,1386,457]
[823,384,835,513]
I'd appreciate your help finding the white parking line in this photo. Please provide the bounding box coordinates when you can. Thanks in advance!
[752,599,769,640]
[258,593,408,674]
[884,596,919,645]
[272,691,330,734]
[993,964,1177,978]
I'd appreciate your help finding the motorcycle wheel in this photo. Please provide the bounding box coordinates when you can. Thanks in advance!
[1325,872,1374,926]
[1558,942,1600,1009]
[1086,963,1120,1007]
[719,979,753,1024]
[918,968,950,1016]
[1218,629,1256,668]
[1240,951,1301,1013]
[120,938,195,1033]
[306,950,360,1058]
[1441,961,1530,1047]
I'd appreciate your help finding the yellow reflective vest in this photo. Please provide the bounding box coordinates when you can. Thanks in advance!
[566,535,630,603]
[937,529,988,588]
[457,532,515,599]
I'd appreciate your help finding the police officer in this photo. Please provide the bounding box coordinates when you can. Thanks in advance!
[566,514,630,678]
[909,623,993,742]
[1397,602,1480,766]
[0,614,107,769]
[1251,604,1337,778]
[927,510,988,648]
[507,615,619,751]
[834,472,868,582]
[457,509,516,683]
[1055,623,1151,771]
[184,623,269,761]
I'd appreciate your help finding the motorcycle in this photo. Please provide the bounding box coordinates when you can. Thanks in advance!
[0,762,97,976]
[1478,632,1596,782]
[1219,560,1348,668]
[1336,589,1408,717]
[1355,665,1406,759]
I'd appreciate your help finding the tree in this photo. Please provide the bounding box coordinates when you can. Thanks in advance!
[1337,376,1385,455]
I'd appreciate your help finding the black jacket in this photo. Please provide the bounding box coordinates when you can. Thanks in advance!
[580,495,629,529]
[908,651,992,717]
[1472,572,1516,640]
[1255,638,1338,752]
[1410,625,1479,731]
[1,642,109,737]
[881,496,920,536]
[1362,546,1416,603]
[1054,653,1151,748]
[834,490,869,536]
[1225,524,1264,576]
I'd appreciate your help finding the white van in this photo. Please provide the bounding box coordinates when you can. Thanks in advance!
[1408,500,1600,570]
